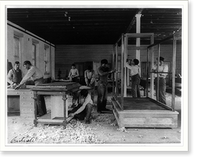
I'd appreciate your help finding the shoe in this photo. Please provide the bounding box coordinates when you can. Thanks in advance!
[37,114,45,117]
[100,108,112,113]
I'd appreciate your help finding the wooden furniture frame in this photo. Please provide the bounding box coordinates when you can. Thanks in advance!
[32,82,80,129]
[147,31,181,110]
[111,32,181,128]
[113,33,154,108]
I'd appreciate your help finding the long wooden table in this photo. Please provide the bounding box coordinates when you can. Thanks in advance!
[31,82,80,129]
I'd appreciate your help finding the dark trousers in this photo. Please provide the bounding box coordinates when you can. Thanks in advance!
[35,78,47,116]
[72,77,79,83]
[131,74,141,98]
[97,81,107,112]
[36,95,47,116]
[69,103,93,121]
[155,77,166,104]
[86,79,95,101]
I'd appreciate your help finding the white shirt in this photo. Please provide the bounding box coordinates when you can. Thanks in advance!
[125,62,141,76]
[74,93,93,115]
[19,66,43,85]
[153,63,169,78]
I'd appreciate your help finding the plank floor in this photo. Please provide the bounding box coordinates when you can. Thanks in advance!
[117,97,167,110]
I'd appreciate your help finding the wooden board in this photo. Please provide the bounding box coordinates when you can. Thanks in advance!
[34,81,80,89]
[50,95,69,119]
[111,97,179,128]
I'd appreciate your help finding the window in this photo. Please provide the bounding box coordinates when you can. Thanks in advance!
[14,36,20,61]
[32,39,39,66]
[32,43,37,66]
[13,31,23,63]
[44,45,49,74]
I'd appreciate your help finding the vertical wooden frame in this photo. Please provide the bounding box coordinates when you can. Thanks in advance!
[156,44,161,101]
[115,44,118,96]
[150,35,155,98]
[172,37,177,111]
[112,45,115,96]
[33,91,38,127]
[62,93,67,129]
[146,49,149,97]
[124,35,128,97]
[121,34,124,110]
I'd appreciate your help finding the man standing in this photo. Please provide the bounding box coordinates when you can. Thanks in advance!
[7,61,22,88]
[152,57,169,104]
[97,59,115,113]
[125,59,141,98]
[15,60,47,116]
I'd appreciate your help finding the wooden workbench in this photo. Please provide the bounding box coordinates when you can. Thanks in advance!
[31,82,80,129]
[7,89,34,118]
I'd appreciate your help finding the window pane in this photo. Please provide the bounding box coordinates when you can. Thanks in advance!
[32,44,36,66]
[14,37,20,61]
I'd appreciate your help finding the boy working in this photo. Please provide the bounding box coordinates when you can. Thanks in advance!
[97,59,115,113]
[15,60,47,117]
[7,61,22,88]
[125,59,141,98]
[68,89,94,124]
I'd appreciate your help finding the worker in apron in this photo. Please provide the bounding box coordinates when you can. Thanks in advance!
[15,60,47,117]
[68,89,94,124]
[7,61,22,89]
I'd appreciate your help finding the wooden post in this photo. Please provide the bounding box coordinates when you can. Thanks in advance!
[112,46,115,96]
[156,44,161,101]
[150,36,154,98]
[115,44,118,96]
[172,37,177,111]
[146,49,149,97]
[121,34,124,110]
[135,14,142,62]
[33,91,38,127]
[62,93,67,129]
[124,35,128,97]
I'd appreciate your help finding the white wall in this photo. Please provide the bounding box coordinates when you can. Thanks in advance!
[7,21,55,79]
[55,43,182,79]
[55,45,113,78]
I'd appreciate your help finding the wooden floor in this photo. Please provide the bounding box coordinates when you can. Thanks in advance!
[117,98,167,110]
[111,97,179,128]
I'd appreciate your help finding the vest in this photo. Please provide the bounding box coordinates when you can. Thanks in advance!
[12,69,22,84]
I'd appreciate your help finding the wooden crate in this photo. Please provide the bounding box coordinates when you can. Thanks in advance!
[111,97,179,128]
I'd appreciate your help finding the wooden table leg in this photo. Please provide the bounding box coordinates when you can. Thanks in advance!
[62,93,67,129]
[33,91,38,127]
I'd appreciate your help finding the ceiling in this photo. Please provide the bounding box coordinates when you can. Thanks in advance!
[7,8,182,45]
